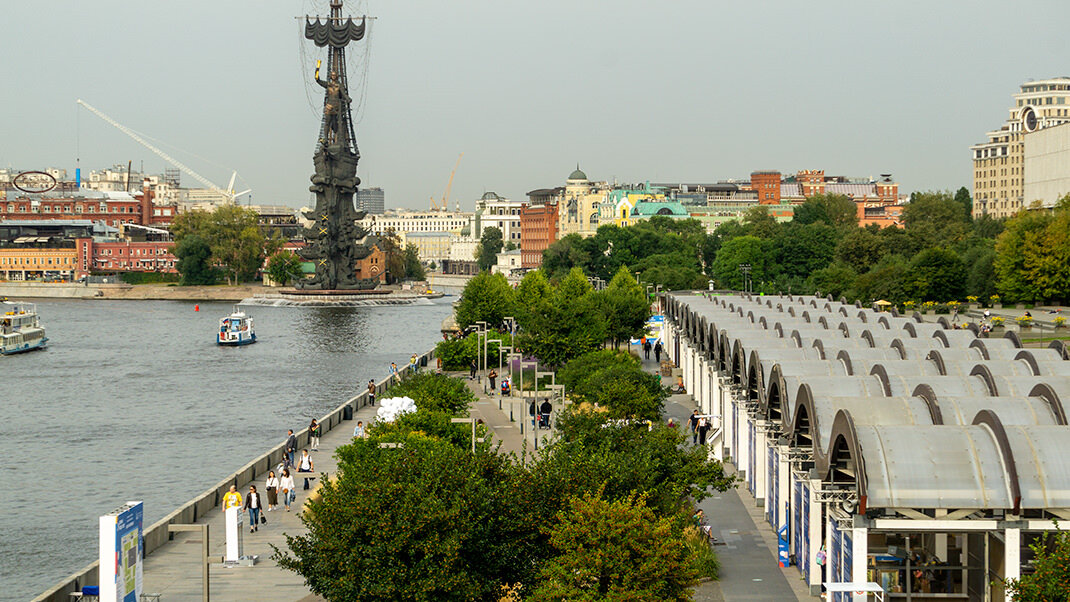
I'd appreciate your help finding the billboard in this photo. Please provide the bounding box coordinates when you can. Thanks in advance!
[99,501,143,602]
[631,314,665,346]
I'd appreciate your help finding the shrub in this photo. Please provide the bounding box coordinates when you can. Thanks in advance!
[119,271,181,285]
[966,295,979,304]
[385,372,475,415]
[990,294,1001,304]
[990,316,1005,327]
[1016,315,1034,327]
[1055,316,1066,328]
[434,330,513,371]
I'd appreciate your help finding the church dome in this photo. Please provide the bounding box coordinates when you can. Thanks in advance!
[567,166,588,181]
[480,191,502,201]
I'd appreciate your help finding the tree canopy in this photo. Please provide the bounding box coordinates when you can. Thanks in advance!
[171,205,280,285]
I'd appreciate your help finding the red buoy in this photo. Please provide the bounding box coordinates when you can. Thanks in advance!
[195,304,199,312]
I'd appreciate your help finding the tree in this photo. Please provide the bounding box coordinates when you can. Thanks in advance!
[772,223,838,281]
[560,350,664,409]
[275,433,534,601]
[835,229,884,274]
[953,186,973,221]
[172,205,275,285]
[793,194,858,230]
[265,251,305,286]
[711,236,767,290]
[173,234,219,285]
[994,209,1054,302]
[902,191,970,249]
[597,379,661,421]
[542,234,591,279]
[514,270,553,330]
[1002,529,1070,602]
[595,266,650,348]
[531,490,696,602]
[455,272,516,329]
[403,243,425,280]
[376,231,406,284]
[903,247,966,302]
[477,226,504,271]
[521,268,606,367]
[806,262,857,299]
[385,371,476,415]
[742,206,780,239]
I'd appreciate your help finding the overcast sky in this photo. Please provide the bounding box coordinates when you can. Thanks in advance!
[2,0,1068,210]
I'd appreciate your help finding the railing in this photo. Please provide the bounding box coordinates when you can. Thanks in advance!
[32,347,436,602]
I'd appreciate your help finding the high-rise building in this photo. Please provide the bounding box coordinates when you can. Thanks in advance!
[355,187,385,215]
[970,77,1070,218]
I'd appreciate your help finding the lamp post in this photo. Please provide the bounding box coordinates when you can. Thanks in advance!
[450,417,484,454]
[505,349,522,420]
[474,320,488,383]
[738,263,752,294]
[518,359,539,445]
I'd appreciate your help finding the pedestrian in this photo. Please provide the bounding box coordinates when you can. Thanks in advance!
[265,470,280,511]
[280,469,295,511]
[488,369,497,391]
[285,429,297,468]
[540,399,553,429]
[654,341,663,363]
[469,359,477,380]
[688,411,699,444]
[410,353,419,373]
[367,379,376,406]
[298,449,315,489]
[243,485,262,533]
[436,356,442,373]
[222,485,243,510]
[667,418,676,429]
[390,362,400,384]
[643,339,652,359]
[698,416,710,446]
[308,419,321,452]
[984,308,991,320]
[353,420,366,438]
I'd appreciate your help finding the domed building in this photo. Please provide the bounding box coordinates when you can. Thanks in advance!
[474,190,524,246]
[559,165,609,238]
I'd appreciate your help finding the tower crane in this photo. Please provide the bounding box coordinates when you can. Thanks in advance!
[430,152,463,211]
[76,99,251,202]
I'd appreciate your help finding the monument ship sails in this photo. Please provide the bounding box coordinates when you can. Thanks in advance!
[297,0,378,291]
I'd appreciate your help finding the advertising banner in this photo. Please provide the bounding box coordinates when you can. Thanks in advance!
[98,501,143,602]
[631,314,665,347]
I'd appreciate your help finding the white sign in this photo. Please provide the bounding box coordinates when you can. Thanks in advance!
[98,501,143,602]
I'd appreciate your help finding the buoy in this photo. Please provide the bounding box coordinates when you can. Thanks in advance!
[195,304,199,312]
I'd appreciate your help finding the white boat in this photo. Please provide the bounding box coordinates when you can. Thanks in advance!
[217,307,256,346]
[1,301,48,355]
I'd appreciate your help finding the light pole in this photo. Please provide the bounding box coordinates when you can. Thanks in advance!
[474,320,488,383]
[505,349,522,420]
[450,417,484,454]
[738,263,752,294]
[518,359,539,445]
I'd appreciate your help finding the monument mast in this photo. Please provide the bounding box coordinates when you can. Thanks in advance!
[297,0,375,290]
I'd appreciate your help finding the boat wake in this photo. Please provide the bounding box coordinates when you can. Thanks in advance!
[239,296,434,308]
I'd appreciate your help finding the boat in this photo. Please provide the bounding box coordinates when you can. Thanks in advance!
[217,307,256,346]
[1,301,48,355]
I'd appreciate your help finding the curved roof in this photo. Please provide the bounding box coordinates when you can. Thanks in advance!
[567,166,587,181]
[1004,426,1070,508]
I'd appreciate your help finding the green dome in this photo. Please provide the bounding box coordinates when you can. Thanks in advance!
[567,166,587,181]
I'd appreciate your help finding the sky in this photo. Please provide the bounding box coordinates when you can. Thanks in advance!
[1,0,1068,210]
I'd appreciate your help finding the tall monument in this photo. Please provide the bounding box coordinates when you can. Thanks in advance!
[297,0,377,290]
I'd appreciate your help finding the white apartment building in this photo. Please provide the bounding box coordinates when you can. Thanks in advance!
[971,77,1070,218]
[474,191,523,244]
[1024,122,1070,209]
[359,209,473,237]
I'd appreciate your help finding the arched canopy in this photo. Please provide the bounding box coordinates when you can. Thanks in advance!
[890,337,944,360]
[933,329,977,348]
[969,337,1022,360]
[1014,349,1070,376]
[904,321,945,339]
[1001,425,1070,509]
[836,348,908,376]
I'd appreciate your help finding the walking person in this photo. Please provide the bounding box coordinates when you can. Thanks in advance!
[698,416,710,446]
[285,429,297,468]
[265,470,280,511]
[243,485,262,533]
[643,339,652,360]
[469,359,478,380]
[488,369,497,391]
[367,379,376,406]
[308,419,321,452]
[654,340,663,363]
[280,469,295,512]
[688,411,699,445]
[353,420,366,438]
[222,485,243,510]
[298,449,315,490]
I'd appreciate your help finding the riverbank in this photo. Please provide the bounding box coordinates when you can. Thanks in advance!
[0,282,449,302]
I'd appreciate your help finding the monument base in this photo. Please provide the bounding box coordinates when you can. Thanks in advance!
[280,288,391,296]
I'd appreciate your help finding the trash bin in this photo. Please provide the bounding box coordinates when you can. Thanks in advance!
[343,405,353,420]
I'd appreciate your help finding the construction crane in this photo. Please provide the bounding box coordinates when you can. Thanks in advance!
[430,152,463,211]
[76,99,251,202]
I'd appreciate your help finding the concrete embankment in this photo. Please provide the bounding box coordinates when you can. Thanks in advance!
[33,348,437,602]
[1,282,447,302]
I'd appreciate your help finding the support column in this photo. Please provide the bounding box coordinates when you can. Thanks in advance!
[809,480,824,594]
[1004,527,1020,584]
[777,446,790,532]
[935,509,948,561]
[754,424,767,504]
[852,526,868,602]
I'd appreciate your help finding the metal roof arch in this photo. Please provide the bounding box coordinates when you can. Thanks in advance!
[1014,349,1070,376]
[970,410,1023,514]
[1028,383,1070,424]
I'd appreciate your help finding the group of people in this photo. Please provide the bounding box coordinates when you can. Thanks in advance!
[687,410,712,445]
[641,338,664,363]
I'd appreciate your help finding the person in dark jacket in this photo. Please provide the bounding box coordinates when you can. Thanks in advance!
[654,341,663,363]
[243,485,263,533]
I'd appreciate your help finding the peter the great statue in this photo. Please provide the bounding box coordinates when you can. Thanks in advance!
[297,0,377,291]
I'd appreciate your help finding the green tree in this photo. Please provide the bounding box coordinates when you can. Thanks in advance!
[477,226,504,272]
[995,209,1054,302]
[835,229,884,274]
[953,186,973,220]
[711,236,767,290]
[1028,205,1070,302]
[597,379,661,420]
[772,222,838,281]
[541,234,590,279]
[376,231,406,284]
[806,262,857,299]
[521,268,606,367]
[385,371,476,415]
[792,193,858,230]
[172,205,275,285]
[515,270,553,330]
[455,272,516,329]
[1003,529,1070,602]
[850,255,909,304]
[560,350,664,408]
[742,206,780,239]
[962,242,998,300]
[173,234,219,285]
[595,266,651,348]
[531,490,696,602]
[902,191,971,249]
[275,433,534,601]
[403,243,426,280]
[265,251,304,286]
[903,247,966,302]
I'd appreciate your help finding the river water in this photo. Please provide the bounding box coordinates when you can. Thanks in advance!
[1,297,452,601]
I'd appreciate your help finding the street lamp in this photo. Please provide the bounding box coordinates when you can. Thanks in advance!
[517,359,539,442]
[738,263,752,294]
[450,417,485,454]
[474,320,489,383]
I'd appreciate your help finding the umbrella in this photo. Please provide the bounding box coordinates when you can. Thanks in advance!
[874,300,892,306]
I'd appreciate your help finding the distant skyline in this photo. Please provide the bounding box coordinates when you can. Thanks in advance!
[2,0,1068,210]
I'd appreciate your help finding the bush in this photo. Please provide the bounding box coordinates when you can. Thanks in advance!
[385,372,475,415]
[1055,316,1066,328]
[371,409,491,452]
[684,525,720,580]
[1016,315,1034,327]
[434,330,512,371]
[560,350,664,407]
[118,271,181,285]
[990,316,1005,327]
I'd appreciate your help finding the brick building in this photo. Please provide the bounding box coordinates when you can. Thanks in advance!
[0,184,177,227]
[750,171,782,205]
[75,238,177,276]
[520,199,559,269]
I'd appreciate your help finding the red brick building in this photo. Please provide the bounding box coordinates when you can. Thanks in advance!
[1,182,177,227]
[76,238,177,276]
[750,171,782,205]
[520,200,559,269]
[354,239,387,282]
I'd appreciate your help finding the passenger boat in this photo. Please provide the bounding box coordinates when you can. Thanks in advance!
[217,308,256,346]
[1,301,48,355]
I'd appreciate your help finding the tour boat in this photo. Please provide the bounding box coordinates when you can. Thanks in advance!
[217,308,256,346]
[1,301,48,355]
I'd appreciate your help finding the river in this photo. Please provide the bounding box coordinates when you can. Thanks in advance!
[1,297,452,601]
